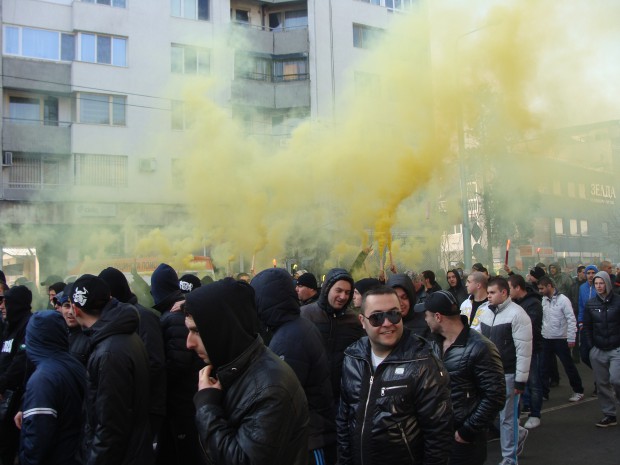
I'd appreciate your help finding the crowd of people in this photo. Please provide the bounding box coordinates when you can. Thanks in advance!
[0,257,618,465]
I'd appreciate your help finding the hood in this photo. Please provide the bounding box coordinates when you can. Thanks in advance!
[26,310,70,364]
[318,268,354,314]
[522,283,543,302]
[184,278,259,369]
[387,274,417,306]
[99,267,134,303]
[251,268,299,329]
[549,262,561,274]
[594,271,613,299]
[585,265,599,274]
[446,268,464,290]
[4,285,32,323]
[88,299,139,345]
[150,263,184,311]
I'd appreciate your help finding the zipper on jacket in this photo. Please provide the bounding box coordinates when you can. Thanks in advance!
[360,375,374,465]
[398,422,415,464]
[381,385,408,396]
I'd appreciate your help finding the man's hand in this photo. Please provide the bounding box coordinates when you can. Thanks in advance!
[199,365,222,391]
[14,411,22,430]
[568,342,576,348]
[454,431,469,444]
[170,300,184,313]
[514,388,525,395]
[503,264,511,274]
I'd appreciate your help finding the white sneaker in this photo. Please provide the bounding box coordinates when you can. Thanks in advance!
[524,416,541,429]
[568,392,584,402]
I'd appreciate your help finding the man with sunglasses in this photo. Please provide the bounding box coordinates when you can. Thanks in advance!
[337,286,453,465]
[424,291,505,465]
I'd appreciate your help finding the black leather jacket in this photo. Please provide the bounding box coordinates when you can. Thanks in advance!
[337,329,453,465]
[193,337,308,465]
[431,319,506,442]
[583,292,620,351]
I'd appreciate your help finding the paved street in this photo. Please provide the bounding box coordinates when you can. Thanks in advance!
[487,362,620,465]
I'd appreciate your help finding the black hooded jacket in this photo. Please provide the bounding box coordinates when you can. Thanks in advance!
[300,268,364,401]
[81,299,153,465]
[513,285,544,354]
[0,286,33,395]
[583,272,620,351]
[99,267,167,418]
[447,269,468,306]
[151,263,202,419]
[251,268,335,451]
[185,278,308,465]
[387,274,429,338]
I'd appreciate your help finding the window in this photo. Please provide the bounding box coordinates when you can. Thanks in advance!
[171,0,209,21]
[567,182,576,198]
[602,222,609,236]
[75,154,128,187]
[268,10,308,31]
[78,93,126,126]
[81,0,126,7]
[233,9,250,26]
[171,101,193,130]
[580,220,588,236]
[352,24,384,49]
[8,95,59,126]
[578,183,586,199]
[3,26,74,61]
[569,219,578,236]
[385,0,416,11]
[79,33,126,66]
[554,218,564,235]
[8,155,61,189]
[273,58,307,82]
[171,44,210,75]
[235,55,270,81]
[552,181,561,196]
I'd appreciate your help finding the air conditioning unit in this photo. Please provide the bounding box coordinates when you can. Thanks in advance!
[139,158,157,172]
[2,152,13,166]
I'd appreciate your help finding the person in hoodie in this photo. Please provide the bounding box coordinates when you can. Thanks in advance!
[0,285,33,465]
[55,287,91,366]
[352,278,381,312]
[17,310,86,465]
[578,264,599,368]
[387,274,429,337]
[251,268,336,465]
[583,271,620,428]
[184,278,309,465]
[301,268,364,404]
[447,269,468,306]
[70,274,153,465]
[548,262,573,296]
[98,267,167,442]
[508,274,544,429]
[150,263,203,465]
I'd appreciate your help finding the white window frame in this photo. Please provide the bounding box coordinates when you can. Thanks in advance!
[77,92,126,126]
[171,44,210,75]
[78,32,127,66]
[554,218,564,235]
[8,154,62,189]
[74,153,128,187]
[352,23,385,49]
[81,0,126,7]
[171,0,210,21]
[3,25,74,62]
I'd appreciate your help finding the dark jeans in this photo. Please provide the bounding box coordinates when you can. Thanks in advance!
[449,432,487,465]
[542,338,584,395]
[579,329,593,368]
[522,352,543,417]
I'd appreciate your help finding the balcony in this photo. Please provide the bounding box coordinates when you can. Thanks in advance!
[2,57,71,93]
[231,79,310,109]
[2,120,71,155]
[232,23,309,55]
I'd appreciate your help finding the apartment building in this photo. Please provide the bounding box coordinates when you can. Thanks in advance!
[0,0,414,276]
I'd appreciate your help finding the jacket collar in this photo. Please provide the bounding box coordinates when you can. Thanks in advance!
[216,336,266,390]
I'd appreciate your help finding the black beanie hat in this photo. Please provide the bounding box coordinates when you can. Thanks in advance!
[355,278,381,296]
[4,285,32,323]
[529,266,546,281]
[98,267,133,303]
[296,272,318,290]
[179,274,202,293]
[424,290,460,316]
[71,274,111,313]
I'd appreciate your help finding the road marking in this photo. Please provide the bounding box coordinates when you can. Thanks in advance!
[520,397,597,418]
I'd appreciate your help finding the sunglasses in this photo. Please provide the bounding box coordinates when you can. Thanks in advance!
[361,309,402,327]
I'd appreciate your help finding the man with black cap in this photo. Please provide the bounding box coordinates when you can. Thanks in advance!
[352,278,381,310]
[55,286,91,365]
[337,286,453,465]
[98,267,166,443]
[0,285,33,465]
[71,274,153,465]
[184,277,309,465]
[296,272,319,306]
[179,274,202,294]
[424,291,505,465]
[150,263,203,465]
[301,268,364,404]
